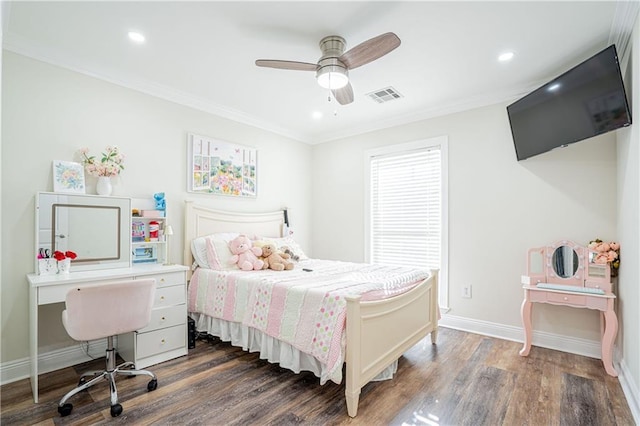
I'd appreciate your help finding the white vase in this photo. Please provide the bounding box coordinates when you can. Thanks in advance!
[38,258,57,275]
[57,258,71,274]
[96,176,113,196]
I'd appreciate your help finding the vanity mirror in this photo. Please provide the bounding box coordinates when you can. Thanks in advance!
[36,192,131,272]
[525,240,611,290]
[551,245,579,278]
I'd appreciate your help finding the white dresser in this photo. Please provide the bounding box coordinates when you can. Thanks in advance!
[27,263,189,403]
[117,268,188,369]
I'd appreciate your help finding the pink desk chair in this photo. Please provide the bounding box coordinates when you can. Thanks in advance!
[57,279,158,418]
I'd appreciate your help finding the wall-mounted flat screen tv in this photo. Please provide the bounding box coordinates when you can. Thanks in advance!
[507,45,631,161]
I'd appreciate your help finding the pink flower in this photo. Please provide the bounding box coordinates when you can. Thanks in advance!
[78,146,125,177]
[594,253,609,264]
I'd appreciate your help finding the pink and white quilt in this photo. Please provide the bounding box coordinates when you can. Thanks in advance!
[188,259,430,384]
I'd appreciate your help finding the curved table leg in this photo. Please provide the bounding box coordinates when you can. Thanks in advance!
[519,298,532,357]
[601,307,618,377]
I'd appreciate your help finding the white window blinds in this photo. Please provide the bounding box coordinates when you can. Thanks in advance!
[369,147,441,270]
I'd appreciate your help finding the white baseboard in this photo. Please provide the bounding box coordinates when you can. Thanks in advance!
[0,340,107,386]
[439,313,603,358]
[439,313,639,424]
[617,358,640,425]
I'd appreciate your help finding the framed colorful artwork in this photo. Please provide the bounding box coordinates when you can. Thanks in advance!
[187,133,257,197]
[52,160,86,194]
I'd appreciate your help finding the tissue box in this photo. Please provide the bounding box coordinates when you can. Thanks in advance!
[141,210,165,218]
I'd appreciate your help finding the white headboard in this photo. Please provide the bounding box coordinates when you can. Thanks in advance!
[183,201,285,273]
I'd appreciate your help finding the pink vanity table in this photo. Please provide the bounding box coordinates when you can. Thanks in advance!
[519,240,618,377]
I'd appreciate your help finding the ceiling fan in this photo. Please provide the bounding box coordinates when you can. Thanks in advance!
[255,32,401,105]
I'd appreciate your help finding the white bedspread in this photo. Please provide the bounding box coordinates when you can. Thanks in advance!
[188,259,430,384]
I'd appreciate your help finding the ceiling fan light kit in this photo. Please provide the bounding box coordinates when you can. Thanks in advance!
[316,66,349,89]
[255,32,401,105]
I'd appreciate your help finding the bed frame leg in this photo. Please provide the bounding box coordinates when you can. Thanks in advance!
[346,389,360,417]
[430,328,438,344]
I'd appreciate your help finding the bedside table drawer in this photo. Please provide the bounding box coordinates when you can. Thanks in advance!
[139,304,186,333]
[136,324,187,359]
[148,272,185,288]
[154,285,186,308]
[547,292,586,306]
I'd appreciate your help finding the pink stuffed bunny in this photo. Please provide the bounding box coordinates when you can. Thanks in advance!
[228,235,264,271]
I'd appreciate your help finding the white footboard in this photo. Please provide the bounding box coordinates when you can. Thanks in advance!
[344,269,439,417]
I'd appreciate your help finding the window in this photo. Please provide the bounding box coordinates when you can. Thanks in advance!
[365,136,448,308]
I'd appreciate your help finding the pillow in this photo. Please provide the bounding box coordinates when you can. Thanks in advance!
[191,232,239,270]
[263,236,309,261]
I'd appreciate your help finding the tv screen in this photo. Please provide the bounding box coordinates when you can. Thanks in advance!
[507,45,631,161]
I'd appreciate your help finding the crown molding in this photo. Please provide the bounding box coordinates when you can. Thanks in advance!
[3,33,312,144]
[609,0,640,60]
[314,86,533,144]
[3,31,550,147]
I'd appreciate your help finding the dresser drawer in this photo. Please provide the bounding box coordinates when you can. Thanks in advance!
[154,285,186,308]
[547,292,586,306]
[144,271,185,288]
[139,304,186,333]
[136,324,187,359]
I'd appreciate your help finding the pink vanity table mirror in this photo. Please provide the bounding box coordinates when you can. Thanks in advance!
[519,240,618,376]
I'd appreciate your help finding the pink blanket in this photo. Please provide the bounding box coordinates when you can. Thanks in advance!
[188,259,429,384]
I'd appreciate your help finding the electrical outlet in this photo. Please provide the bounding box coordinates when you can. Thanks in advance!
[462,284,472,298]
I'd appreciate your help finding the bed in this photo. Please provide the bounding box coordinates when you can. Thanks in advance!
[182,201,439,417]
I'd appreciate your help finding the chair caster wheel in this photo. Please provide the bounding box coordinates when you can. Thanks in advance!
[58,403,73,417]
[78,377,87,386]
[110,403,123,417]
[147,378,158,391]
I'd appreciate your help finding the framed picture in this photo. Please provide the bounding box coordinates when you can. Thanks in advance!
[187,133,257,197]
[52,160,86,194]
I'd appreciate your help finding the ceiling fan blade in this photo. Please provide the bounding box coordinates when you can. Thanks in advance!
[255,59,318,71]
[332,82,354,105]
[339,32,401,70]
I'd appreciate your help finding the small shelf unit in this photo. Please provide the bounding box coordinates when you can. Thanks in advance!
[131,198,169,265]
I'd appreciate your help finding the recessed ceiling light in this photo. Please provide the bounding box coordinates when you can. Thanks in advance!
[127,31,145,44]
[312,111,323,120]
[498,51,514,62]
[547,83,561,92]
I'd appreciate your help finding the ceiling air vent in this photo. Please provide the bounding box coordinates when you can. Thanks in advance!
[366,87,403,104]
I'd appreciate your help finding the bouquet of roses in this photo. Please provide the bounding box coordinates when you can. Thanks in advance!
[53,251,77,261]
[588,239,620,277]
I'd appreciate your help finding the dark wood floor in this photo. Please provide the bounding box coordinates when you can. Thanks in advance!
[0,327,634,425]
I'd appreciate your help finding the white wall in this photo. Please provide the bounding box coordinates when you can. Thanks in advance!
[312,102,618,342]
[616,11,640,419]
[1,51,312,363]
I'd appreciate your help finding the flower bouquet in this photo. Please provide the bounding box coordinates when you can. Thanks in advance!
[588,239,620,277]
[53,250,77,274]
[79,146,125,177]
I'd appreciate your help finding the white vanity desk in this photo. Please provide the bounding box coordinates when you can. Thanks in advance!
[27,261,189,403]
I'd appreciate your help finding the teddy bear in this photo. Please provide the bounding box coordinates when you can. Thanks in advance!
[261,243,294,271]
[228,235,265,271]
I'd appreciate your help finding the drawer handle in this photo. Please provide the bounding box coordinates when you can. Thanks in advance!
[563,297,568,301]
[161,339,166,344]
[160,296,165,301]
[161,316,166,321]
[160,278,165,282]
